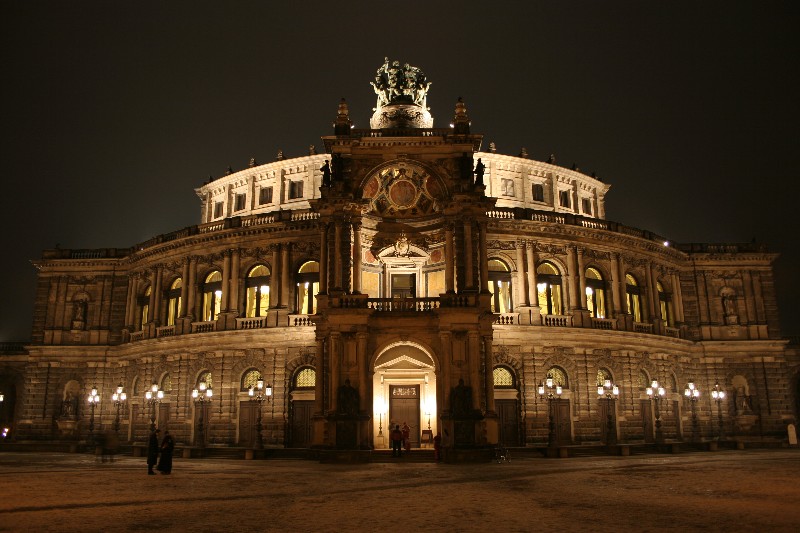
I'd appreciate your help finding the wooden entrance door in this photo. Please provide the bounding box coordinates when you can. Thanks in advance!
[193,403,210,446]
[238,402,258,447]
[291,400,313,448]
[552,399,571,445]
[496,399,519,446]
[391,274,416,299]
[390,385,420,448]
[599,399,617,444]
[157,404,170,432]
[640,400,655,443]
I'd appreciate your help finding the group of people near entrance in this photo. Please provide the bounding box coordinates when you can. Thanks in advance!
[147,428,175,475]
[390,422,412,457]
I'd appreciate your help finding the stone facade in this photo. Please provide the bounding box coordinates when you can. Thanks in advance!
[1,62,798,453]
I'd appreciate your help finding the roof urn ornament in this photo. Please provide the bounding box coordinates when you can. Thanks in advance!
[453,96,470,134]
[334,98,353,135]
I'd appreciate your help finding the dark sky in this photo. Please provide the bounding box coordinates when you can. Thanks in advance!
[1,1,798,341]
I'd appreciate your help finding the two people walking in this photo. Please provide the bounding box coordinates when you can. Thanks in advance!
[147,428,175,475]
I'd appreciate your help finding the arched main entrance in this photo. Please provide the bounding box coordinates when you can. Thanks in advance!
[372,342,437,450]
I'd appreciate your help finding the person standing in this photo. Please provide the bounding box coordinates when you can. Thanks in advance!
[157,430,175,474]
[401,422,411,452]
[147,429,160,475]
[390,424,403,457]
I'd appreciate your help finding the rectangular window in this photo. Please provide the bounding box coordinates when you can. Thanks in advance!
[213,201,224,219]
[289,180,304,200]
[501,179,515,197]
[532,184,544,202]
[559,190,571,208]
[582,198,592,215]
[234,193,246,212]
[259,186,273,205]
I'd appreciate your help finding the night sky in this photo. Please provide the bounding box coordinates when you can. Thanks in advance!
[1,1,798,342]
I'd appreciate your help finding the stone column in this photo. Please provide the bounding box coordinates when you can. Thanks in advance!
[124,275,135,327]
[352,221,362,294]
[671,272,685,323]
[187,257,197,319]
[229,249,240,314]
[566,247,577,312]
[468,331,481,409]
[741,271,757,324]
[526,241,538,306]
[180,259,189,317]
[319,223,329,294]
[464,220,474,289]
[577,247,587,310]
[221,251,231,312]
[270,246,280,309]
[334,220,343,290]
[357,332,368,412]
[483,335,495,413]
[479,221,489,294]
[445,223,455,293]
[150,266,162,326]
[611,253,622,316]
[315,337,325,415]
[643,262,654,321]
[440,332,452,411]
[280,244,291,309]
[516,241,529,306]
[330,333,340,411]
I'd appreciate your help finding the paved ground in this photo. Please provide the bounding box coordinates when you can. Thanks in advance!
[0,449,798,532]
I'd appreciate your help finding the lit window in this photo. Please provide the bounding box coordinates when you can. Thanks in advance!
[295,261,319,314]
[166,278,182,326]
[585,268,606,319]
[295,368,316,389]
[242,369,262,391]
[202,271,223,321]
[546,366,568,388]
[626,274,642,322]
[138,286,151,330]
[245,265,271,318]
[596,368,612,387]
[657,281,673,327]
[536,262,563,315]
[493,367,514,388]
[488,259,513,313]
[161,373,173,392]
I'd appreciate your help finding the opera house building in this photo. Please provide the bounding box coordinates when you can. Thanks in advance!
[1,61,797,459]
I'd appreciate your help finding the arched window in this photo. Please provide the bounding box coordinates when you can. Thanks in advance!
[657,281,673,327]
[245,265,271,318]
[202,271,223,321]
[138,286,151,330]
[132,375,140,396]
[597,368,612,387]
[536,262,563,315]
[625,274,643,322]
[166,278,182,326]
[546,366,568,388]
[242,369,263,391]
[160,373,173,393]
[295,261,320,314]
[197,371,213,389]
[493,366,515,388]
[487,259,513,313]
[294,368,316,389]
[637,370,650,391]
[585,268,607,319]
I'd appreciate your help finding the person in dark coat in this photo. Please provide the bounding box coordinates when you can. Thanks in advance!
[390,425,403,457]
[147,429,160,475]
[157,430,175,474]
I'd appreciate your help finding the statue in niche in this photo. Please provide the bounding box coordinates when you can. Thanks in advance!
[60,391,79,419]
[722,291,739,325]
[337,379,359,416]
[474,158,485,187]
[733,386,753,415]
[73,300,86,322]
[450,378,473,418]
[320,160,331,187]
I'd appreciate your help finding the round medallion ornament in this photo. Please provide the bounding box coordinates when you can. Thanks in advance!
[388,180,418,208]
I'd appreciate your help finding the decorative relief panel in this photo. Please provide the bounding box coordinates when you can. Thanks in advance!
[363,164,445,218]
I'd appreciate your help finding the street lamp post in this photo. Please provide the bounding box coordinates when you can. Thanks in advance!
[192,380,213,449]
[111,383,127,434]
[711,382,726,441]
[597,379,620,445]
[145,382,164,432]
[684,380,701,442]
[247,378,272,449]
[538,377,563,447]
[87,386,100,445]
[646,380,666,444]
